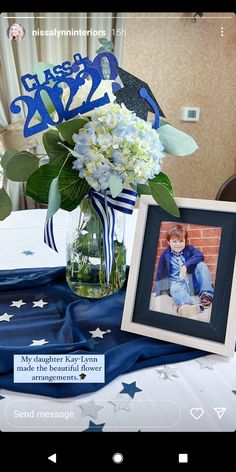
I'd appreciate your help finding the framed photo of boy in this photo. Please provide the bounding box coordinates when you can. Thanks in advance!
[121,196,236,356]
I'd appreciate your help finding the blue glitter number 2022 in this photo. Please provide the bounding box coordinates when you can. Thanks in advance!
[10,66,111,138]
[34,85,64,126]
[10,95,48,137]
[75,66,110,115]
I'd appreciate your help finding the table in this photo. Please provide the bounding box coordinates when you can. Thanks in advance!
[0,209,235,432]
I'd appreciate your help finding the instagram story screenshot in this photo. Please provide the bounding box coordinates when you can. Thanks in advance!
[0,8,235,466]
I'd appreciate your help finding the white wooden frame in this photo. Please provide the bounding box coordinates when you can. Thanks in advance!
[121,196,236,356]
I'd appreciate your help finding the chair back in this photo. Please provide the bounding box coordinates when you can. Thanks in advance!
[215,175,236,202]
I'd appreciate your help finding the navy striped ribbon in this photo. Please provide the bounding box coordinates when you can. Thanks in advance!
[44,216,58,252]
[44,188,137,283]
[89,188,137,283]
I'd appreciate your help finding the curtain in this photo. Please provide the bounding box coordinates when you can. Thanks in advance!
[0,11,124,210]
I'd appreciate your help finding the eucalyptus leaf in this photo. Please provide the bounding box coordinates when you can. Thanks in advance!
[158,124,198,156]
[56,119,87,146]
[148,180,180,217]
[0,188,12,220]
[99,39,114,50]
[109,175,123,198]
[46,176,61,220]
[104,43,114,51]
[1,149,18,170]
[97,38,114,53]
[5,151,39,181]
[96,47,106,54]
[99,38,110,45]
[158,118,170,127]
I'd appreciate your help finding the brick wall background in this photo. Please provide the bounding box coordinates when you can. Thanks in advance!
[153,222,222,286]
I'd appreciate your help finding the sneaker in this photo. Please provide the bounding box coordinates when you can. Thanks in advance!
[177,304,200,316]
[200,293,213,308]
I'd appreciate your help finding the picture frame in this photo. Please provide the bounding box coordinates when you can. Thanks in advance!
[121,196,236,356]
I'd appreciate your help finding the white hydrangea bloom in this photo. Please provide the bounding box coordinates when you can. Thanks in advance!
[72,102,164,192]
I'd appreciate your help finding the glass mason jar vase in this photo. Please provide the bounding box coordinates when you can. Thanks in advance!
[66,197,127,299]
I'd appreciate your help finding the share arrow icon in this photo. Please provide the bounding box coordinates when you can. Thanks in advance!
[214,407,226,419]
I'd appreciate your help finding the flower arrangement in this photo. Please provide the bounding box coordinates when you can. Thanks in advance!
[0,42,198,298]
[0,44,198,221]
[71,102,164,193]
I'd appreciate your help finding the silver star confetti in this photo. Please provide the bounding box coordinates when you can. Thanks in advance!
[10,299,26,308]
[156,365,179,380]
[89,327,111,338]
[0,313,14,322]
[32,299,48,308]
[78,400,103,419]
[30,339,49,346]
[22,250,34,255]
[196,358,216,370]
[109,395,131,412]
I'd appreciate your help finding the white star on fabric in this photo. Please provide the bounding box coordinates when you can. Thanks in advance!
[10,299,26,308]
[30,339,49,346]
[78,400,103,419]
[32,299,48,308]
[89,327,110,338]
[156,366,179,380]
[0,313,14,322]
[109,395,131,412]
[196,358,216,370]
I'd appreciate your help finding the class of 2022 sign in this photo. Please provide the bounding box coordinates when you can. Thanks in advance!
[10,51,120,138]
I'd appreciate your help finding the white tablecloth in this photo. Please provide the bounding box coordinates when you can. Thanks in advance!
[0,209,235,432]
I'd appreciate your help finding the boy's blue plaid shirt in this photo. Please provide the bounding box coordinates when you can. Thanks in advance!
[169,250,186,281]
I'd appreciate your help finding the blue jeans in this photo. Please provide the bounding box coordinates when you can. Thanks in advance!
[169,262,214,306]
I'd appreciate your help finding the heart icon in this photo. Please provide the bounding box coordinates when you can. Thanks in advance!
[190,408,204,420]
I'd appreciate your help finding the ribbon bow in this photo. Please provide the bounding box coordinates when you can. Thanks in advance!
[44,188,137,284]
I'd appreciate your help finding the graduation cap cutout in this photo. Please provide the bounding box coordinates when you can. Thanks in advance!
[79,373,87,380]
[114,67,165,127]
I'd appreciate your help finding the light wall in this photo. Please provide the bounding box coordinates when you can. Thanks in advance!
[122,13,236,199]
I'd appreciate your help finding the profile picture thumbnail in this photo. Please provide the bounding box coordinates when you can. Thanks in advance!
[7,23,25,41]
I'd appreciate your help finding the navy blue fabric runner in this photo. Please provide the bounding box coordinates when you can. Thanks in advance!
[0,267,207,398]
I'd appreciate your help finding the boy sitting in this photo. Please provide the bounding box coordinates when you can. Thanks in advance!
[154,224,214,316]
